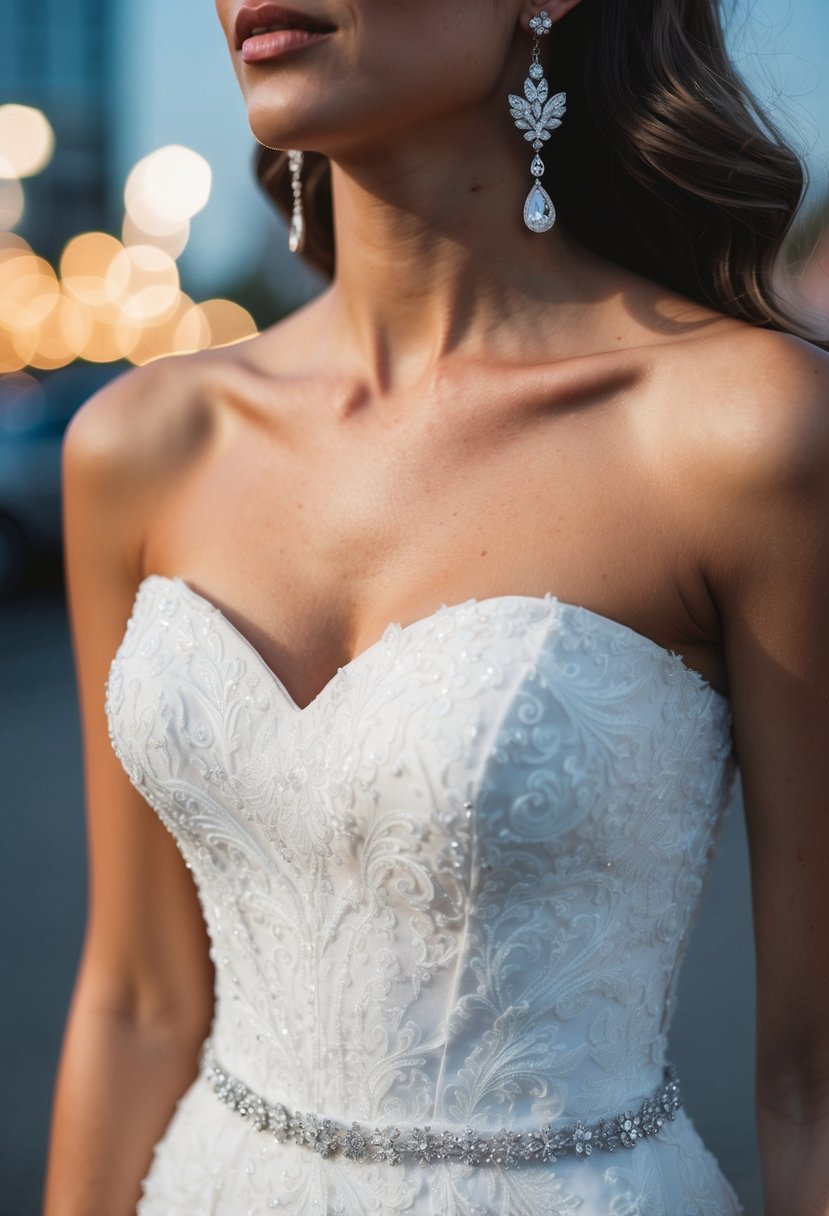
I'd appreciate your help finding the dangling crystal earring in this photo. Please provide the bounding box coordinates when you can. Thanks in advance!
[508,10,566,233]
[287,149,306,254]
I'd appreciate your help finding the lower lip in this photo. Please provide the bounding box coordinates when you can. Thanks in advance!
[240,28,332,63]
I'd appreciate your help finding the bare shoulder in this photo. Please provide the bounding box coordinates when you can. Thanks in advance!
[670,325,829,652]
[63,349,219,493]
[648,325,829,502]
[635,323,829,671]
[725,328,826,470]
[61,348,226,593]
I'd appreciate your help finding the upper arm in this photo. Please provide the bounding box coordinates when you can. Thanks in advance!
[62,357,215,1034]
[707,333,829,1113]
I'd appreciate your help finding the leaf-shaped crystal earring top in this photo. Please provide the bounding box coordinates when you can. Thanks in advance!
[508,81,566,149]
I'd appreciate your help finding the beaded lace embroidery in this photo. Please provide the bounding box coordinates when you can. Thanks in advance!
[104,576,745,1214]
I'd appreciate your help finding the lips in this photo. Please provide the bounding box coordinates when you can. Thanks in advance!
[234,4,336,49]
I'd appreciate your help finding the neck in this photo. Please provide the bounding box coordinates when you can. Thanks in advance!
[313,101,614,394]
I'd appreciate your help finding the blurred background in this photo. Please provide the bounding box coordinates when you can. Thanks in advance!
[0,0,827,1212]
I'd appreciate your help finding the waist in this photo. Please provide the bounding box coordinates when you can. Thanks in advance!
[198,1037,682,1168]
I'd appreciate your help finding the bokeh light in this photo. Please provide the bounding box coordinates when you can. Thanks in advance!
[0,136,259,376]
[129,292,210,365]
[198,299,257,348]
[28,291,93,371]
[173,301,212,352]
[0,251,60,335]
[124,145,212,233]
[78,306,141,364]
[60,232,125,308]
[0,174,24,230]
[122,210,190,259]
[0,105,55,178]
[106,244,180,323]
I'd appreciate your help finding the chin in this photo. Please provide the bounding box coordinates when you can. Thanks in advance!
[246,114,307,153]
[243,92,332,153]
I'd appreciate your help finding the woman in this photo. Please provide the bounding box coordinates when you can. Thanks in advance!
[44,0,829,1212]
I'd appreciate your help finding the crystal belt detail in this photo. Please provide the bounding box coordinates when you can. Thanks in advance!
[198,1038,682,1168]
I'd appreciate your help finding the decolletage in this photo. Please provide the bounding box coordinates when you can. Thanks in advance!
[142,574,729,715]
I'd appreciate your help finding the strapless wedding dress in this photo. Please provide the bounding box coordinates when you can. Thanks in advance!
[105,574,745,1215]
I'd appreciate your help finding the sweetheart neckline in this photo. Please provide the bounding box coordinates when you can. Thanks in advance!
[133,573,730,716]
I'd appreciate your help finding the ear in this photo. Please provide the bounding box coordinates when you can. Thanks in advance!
[520,0,584,34]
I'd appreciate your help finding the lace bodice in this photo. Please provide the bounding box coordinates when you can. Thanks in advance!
[104,574,742,1214]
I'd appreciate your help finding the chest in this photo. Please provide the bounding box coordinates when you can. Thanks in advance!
[144,357,719,706]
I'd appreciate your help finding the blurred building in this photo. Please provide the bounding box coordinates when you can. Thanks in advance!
[0,0,319,325]
[0,0,114,262]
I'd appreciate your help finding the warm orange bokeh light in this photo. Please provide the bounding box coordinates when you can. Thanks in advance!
[76,304,143,364]
[27,290,94,370]
[0,254,60,338]
[174,303,212,353]
[128,292,214,365]
[199,299,258,348]
[0,232,32,258]
[0,324,37,372]
[60,232,125,307]
[106,244,181,323]
[0,141,263,374]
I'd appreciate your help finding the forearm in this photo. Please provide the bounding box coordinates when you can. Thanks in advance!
[759,1100,829,1216]
[43,994,206,1216]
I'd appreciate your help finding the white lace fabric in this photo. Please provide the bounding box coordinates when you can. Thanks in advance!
[105,574,745,1214]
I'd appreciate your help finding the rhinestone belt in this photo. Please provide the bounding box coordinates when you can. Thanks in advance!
[199,1038,682,1168]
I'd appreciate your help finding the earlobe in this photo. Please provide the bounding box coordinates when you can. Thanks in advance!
[522,0,581,31]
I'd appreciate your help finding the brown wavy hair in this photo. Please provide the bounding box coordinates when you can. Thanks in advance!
[253,0,829,347]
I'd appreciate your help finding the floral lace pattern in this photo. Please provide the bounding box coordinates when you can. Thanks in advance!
[105,575,745,1214]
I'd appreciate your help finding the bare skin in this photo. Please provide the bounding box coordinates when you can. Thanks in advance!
[43,0,829,1211]
[142,282,745,708]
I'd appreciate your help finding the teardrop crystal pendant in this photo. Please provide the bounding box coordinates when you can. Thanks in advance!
[523,181,556,233]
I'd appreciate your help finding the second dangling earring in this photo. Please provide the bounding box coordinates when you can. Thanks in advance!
[507,10,566,233]
[287,149,306,254]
